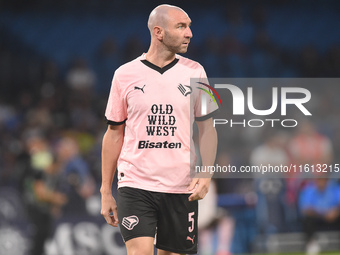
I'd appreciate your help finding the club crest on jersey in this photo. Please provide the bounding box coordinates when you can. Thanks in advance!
[178,84,192,96]
[134,85,146,93]
[122,215,139,230]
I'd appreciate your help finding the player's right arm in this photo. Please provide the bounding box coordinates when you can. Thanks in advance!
[100,123,125,227]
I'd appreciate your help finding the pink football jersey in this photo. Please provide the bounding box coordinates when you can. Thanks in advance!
[105,53,217,193]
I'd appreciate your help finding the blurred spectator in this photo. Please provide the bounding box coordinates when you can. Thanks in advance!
[22,135,68,255]
[250,131,291,233]
[215,150,254,196]
[287,120,334,231]
[26,103,54,131]
[69,97,98,133]
[55,136,95,215]
[198,180,235,255]
[66,57,96,92]
[299,178,340,255]
[214,151,256,254]
[250,131,290,174]
[288,120,333,172]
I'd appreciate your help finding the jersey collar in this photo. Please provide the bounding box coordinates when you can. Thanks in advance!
[141,56,179,75]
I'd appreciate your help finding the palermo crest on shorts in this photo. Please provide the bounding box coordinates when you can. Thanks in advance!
[122,215,139,230]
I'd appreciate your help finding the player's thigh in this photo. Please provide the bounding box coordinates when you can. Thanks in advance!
[117,187,158,242]
[126,236,155,255]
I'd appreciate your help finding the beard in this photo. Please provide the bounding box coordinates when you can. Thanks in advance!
[163,31,189,54]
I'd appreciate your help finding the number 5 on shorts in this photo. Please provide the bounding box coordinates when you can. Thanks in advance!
[188,212,195,232]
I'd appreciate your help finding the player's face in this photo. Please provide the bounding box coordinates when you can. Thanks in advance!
[163,10,192,54]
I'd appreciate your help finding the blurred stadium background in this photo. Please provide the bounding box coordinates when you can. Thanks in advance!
[1,0,340,254]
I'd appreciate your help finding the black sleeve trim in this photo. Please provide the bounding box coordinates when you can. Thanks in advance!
[195,109,219,122]
[106,118,127,125]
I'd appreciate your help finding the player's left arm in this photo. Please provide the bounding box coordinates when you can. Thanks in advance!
[188,117,217,201]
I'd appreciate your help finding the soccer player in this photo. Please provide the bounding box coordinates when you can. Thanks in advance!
[101,4,218,255]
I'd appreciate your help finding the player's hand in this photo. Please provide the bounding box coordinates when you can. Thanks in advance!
[324,208,339,222]
[101,193,119,227]
[53,192,68,206]
[188,177,211,201]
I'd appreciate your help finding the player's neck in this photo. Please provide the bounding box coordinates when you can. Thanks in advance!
[145,46,176,68]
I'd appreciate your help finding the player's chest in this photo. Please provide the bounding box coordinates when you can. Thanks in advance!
[125,75,194,113]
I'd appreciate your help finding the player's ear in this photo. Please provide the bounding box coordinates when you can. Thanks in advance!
[153,26,164,40]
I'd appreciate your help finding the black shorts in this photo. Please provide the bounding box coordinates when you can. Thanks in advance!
[117,187,198,254]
